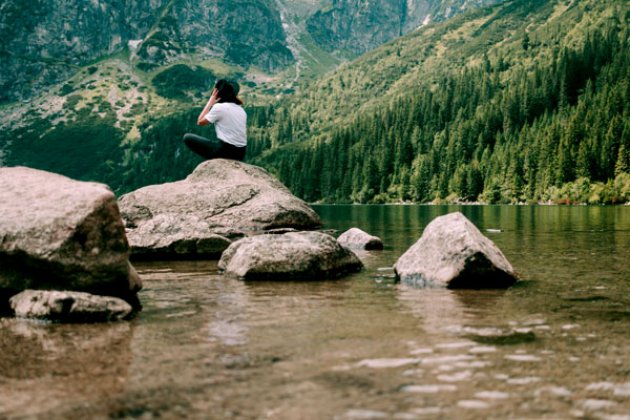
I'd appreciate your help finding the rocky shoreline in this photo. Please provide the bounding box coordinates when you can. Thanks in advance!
[0,160,519,322]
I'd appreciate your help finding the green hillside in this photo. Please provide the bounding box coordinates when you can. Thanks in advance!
[250,0,630,204]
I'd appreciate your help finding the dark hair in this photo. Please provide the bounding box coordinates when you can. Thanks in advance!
[215,79,242,105]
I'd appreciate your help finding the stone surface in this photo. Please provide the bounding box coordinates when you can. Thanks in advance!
[0,167,141,307]
[119,159,322,259]
[10,290,132,322]
[394,212,517,288]
[218,231,363,280]
[337,227,384,250]
[124,214,232,260]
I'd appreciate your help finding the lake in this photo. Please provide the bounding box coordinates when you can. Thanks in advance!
[1,205,630,419]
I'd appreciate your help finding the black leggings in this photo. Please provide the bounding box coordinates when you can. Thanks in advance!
[183,133,246,161]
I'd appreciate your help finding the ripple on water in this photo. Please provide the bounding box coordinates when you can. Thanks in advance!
[475,391,510,400]
[401,384,458,393]
[534,386,572,397]
[420,355,475,365]
[469,346,497,354]
[435,341,476,350]
[579,399,617,411]
[410,407,442,416]
[402,368,424,377]
[342,409,388,419]
[586,382,630,397]
[409,348,434,355]
[457,400,490,409]
[504,354,542,362]
[506,377,542,385]
[437,370,472,382]
[357,358,420,369]
[586,382,617,392]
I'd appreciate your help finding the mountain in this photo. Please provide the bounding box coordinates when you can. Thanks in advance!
[306,0,502,55]
[250,0,630,204]
[0,0,292,104]
[0,0,505,104]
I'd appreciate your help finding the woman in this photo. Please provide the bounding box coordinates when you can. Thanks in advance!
[183,79,247,161]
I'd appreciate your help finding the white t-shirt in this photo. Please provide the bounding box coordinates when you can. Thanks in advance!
[204,102,247,147]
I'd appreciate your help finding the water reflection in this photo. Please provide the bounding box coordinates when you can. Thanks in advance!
[0,319,134,417]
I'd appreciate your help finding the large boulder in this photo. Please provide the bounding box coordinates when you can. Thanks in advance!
[394,212,518,288]
[337,227,384,250]
[119,159,322,259]
[218,231,363,280]
[0,167,141,309]
[10,290,133,322]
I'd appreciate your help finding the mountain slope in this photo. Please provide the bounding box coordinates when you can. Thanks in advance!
[0,0,293,104]
[307,0,502,55]
[251,0,630,204]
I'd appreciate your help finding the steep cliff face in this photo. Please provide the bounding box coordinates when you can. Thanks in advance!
[0,0,170,103]
[0,0,293,104]
[137,0,293,72]
[306,0,502,54]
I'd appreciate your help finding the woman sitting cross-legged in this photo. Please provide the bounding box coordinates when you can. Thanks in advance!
[183,79,247,161]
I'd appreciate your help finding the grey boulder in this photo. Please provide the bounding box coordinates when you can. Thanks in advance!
[394,212,517,288]
[10,290,132,322]
[119,159,322,259]
[123,213,232,259]
[337,227,383,250]
[0,167,141,308]
[218,231,363,280]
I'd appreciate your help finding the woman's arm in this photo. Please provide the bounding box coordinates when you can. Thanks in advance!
[197,88,220,126]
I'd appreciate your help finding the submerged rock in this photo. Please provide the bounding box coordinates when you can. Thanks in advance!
[218,231,363,280]
[337,227,383,250]
[394,212,517,288]
[10,290,132,322]
[0,167,141,308]
[119,159,322,258]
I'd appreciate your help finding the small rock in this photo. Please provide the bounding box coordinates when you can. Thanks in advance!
[337,228,384,250]
[394,212,518,288]
[218,231,363,280]
[10,290,132,322]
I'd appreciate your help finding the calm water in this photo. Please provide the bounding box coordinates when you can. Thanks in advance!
[1,205,630,419]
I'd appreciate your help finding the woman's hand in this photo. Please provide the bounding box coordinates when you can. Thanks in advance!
[197,88,221,126]
[209,88,221,105]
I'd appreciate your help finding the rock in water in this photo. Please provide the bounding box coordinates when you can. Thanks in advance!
[218,231,363,280]
[337,227,384,250]
[0,167,141,307]
[394,212,517,288]
[10,290,132,322]
[119,159,322,259]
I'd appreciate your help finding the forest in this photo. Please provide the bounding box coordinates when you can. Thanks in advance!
[248,2,630,204]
